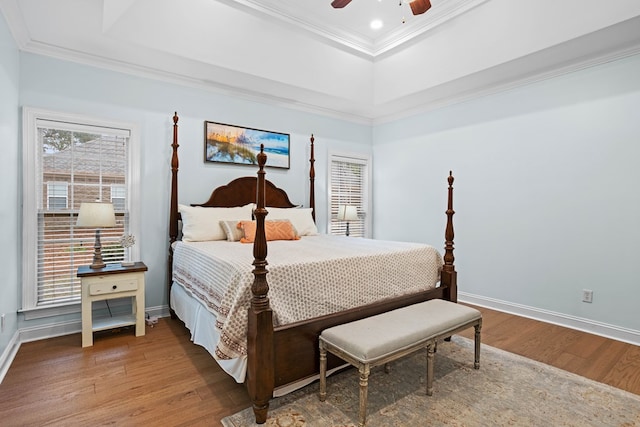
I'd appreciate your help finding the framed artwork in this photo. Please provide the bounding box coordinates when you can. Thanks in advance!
[204,121,290,169]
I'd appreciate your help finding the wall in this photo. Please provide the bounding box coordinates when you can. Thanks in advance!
[373,53,640,342]
[0,11,20,372]
[6,16,640,357]
[16,53,372,333]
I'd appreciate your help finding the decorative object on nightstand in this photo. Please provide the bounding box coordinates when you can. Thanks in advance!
[337,205,358,237]
[78,262,147,347]
[119,234,136,266]
[76,202,117,269]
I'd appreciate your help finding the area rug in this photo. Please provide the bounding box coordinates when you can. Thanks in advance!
[221,336,640,427]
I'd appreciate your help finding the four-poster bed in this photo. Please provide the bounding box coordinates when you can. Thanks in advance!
[167,112,458,424]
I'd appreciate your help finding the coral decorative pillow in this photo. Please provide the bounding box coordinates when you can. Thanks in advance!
[238,220,300,243]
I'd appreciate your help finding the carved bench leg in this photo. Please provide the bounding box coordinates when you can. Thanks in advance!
[319,342,327,402]
[474,321,482,370]
[426,340,435,396]
[358,363,370,427]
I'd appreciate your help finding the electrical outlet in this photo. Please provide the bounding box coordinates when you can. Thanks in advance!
[582,289,593,303]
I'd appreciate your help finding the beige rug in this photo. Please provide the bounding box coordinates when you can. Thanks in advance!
[221,336,640,427]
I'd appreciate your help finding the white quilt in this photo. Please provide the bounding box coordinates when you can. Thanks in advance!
[172,234,443,361]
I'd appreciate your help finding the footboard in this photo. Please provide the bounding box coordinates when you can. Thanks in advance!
[247,169,458,424]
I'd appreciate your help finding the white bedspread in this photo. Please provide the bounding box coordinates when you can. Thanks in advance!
[172,234,442,362]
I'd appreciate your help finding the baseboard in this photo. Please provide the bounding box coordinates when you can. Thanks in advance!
[18,304,172,344]
[19,319,82,344]
[0,331,21,384]
[145,304,172,319]
[8,299,637,382]
[459,292,640,346]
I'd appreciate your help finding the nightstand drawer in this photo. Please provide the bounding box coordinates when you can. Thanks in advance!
[89,278,138,295]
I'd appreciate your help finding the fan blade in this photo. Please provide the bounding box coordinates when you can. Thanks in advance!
[331,0,352,8]
[410,0,431,15]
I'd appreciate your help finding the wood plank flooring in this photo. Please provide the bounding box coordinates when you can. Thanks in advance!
[1,305,638,426]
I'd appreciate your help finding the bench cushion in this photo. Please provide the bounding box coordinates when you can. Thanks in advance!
[321,299,481,363]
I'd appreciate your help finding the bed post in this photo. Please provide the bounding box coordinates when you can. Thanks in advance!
[309,134,315,220]
[247,145,274,424]
[441,171,457,303]
[169,112,179,245]
[168,112,180,317]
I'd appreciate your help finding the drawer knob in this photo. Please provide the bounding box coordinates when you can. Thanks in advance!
[112,285,117,290]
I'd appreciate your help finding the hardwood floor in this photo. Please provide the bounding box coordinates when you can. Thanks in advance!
[1,306,639,426]
[457,306,640,395]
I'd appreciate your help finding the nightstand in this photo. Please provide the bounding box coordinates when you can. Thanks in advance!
[78,262,147,347]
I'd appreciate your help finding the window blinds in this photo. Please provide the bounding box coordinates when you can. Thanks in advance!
[36,121,130,305]
[329,156,367,237]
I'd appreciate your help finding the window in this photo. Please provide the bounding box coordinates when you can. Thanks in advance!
[111,185,126,211]
[22,108,140,314]
[47,182,68,210]
[328,153,371,238]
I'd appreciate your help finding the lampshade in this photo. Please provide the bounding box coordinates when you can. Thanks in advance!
[76,202,116,228]
[337,205,358,221]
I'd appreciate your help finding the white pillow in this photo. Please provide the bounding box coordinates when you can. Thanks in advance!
[266,207,318,236]
[179,204,253,241]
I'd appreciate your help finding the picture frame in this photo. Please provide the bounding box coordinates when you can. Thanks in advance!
[204,121,290,169]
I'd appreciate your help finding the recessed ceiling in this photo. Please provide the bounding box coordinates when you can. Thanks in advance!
[222,0,488,57]
[2,0,640,123]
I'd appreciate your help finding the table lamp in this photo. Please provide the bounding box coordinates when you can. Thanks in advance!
[76,202,117,269]
[337,205,358,237]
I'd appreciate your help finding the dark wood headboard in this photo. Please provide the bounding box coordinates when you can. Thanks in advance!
[192,176,297,209]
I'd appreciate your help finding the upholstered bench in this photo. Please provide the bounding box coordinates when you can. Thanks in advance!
[318,299,482,427]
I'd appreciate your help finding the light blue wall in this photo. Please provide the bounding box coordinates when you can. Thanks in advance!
[0,11,20,357]
[373,54,640,333]
[6,28,640,346]
[17,53,372,329]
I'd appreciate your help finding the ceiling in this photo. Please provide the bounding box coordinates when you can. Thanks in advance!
[220,0,489,57]
[2,0,640,123]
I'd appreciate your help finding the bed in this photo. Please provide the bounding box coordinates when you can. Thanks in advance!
[167,113,458,424]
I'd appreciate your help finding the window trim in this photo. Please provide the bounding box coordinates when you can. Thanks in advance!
[21,107,141,316]
[327,151,372,238]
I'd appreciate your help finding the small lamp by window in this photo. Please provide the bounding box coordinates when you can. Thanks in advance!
[337,205,358,237]
[76,202,116,269]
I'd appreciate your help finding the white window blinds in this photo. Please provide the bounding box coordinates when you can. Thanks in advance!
[24,112,132,308]
[329,154,370,237]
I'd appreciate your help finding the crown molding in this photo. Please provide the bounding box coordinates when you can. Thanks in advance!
[5,0,640,124]
[372,0,488,57]
[19,38,375,124]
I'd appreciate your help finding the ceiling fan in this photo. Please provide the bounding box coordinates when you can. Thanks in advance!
[331,0,432,15]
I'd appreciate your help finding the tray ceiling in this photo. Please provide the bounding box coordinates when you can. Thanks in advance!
[2,0,640,123]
